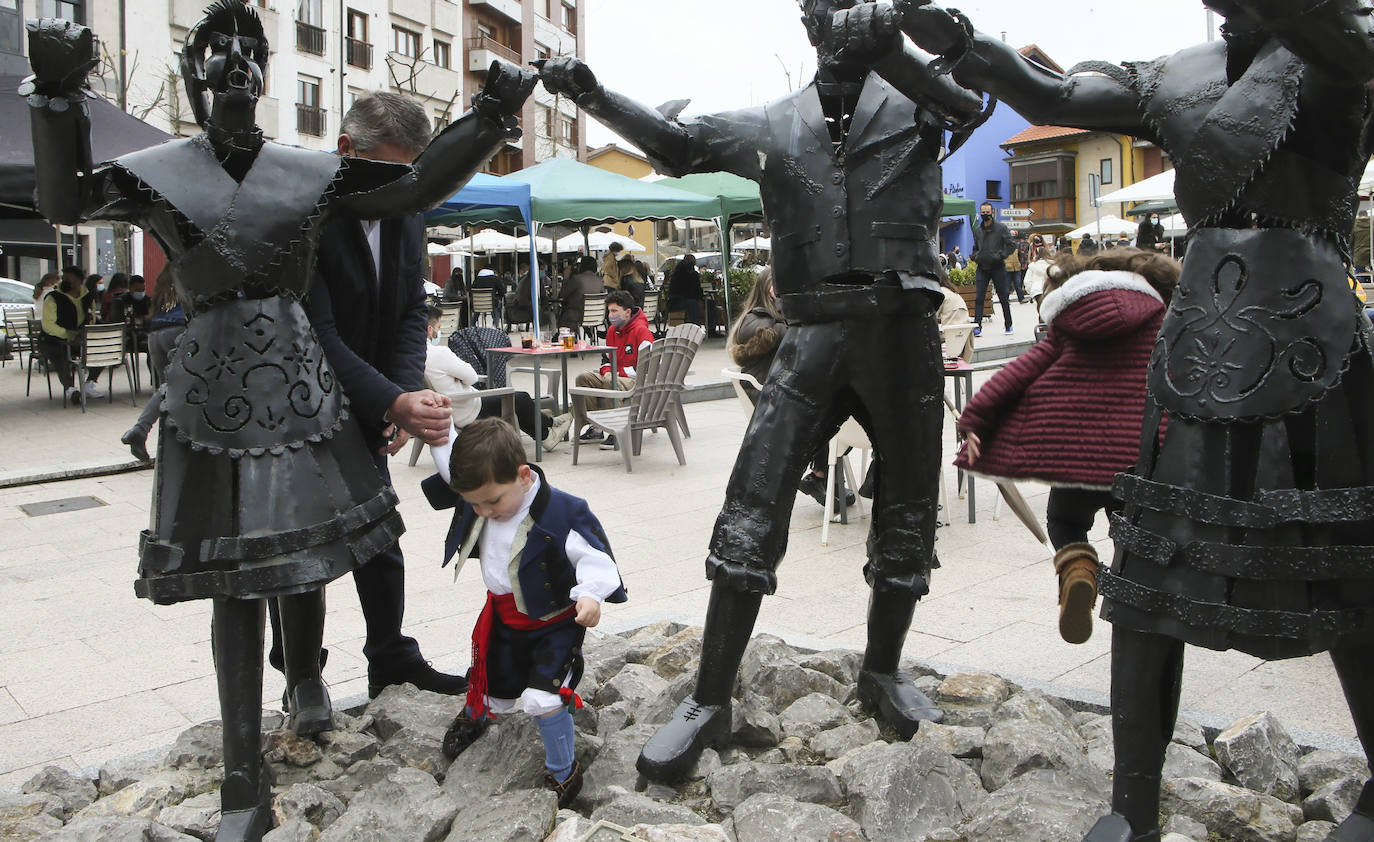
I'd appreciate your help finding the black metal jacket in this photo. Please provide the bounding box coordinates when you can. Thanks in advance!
[628,75,948,295]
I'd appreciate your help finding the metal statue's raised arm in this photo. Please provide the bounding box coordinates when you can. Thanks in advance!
[22,18,105,225]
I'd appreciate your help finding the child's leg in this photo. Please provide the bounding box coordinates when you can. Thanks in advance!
[535,706,576,782]
[1046,487,1106,549]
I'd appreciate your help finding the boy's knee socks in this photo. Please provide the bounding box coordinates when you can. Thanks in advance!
[536,708,576,781]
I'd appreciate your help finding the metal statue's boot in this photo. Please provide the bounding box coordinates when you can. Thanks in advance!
[1105,628,1185,842]
[1080,813,1142,842]
[1054,543,1099,645]
[636,573,761,782]
[856,586,942,738]
[279,591,333,736]
[1329,810,1374,841]
[212,598,272,842]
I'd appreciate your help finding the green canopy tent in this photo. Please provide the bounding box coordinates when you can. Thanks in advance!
[428,159,722,337]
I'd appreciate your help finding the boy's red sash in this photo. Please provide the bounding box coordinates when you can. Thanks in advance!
[466,591,578,720]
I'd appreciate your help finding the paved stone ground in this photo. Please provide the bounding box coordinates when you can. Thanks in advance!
[0,302,1359,792]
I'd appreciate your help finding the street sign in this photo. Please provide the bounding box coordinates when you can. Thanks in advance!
[1004,220,1032,230]
[1000,208,1033,218]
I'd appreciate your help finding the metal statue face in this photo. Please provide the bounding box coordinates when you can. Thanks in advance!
[204,27,264,108]
[801,0,865,67]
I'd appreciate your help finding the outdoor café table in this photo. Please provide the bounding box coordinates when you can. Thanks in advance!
[943,357,977,524]
[485,341,617,461]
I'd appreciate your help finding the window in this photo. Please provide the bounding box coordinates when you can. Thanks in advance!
[36,0,84,23]
[295,0,322,26]
[0,0,20,56]
[539,0,553,18]
[558,114,576,147]
[435,111,450,131]
[535,44,551,63]
[560,1,576,33]
[433,40,451,68]
[393,26,420,58]
[296,74,324,136]
[985,180,1003,201]
[1100,158,1114,185]
[346,9,368,40]
[539,105,554,138]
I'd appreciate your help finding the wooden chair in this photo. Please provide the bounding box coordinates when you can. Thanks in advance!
[75,324,136,412]
[575,293,607,343]
[663,322,705,437]
[469,289,498,328]
[568,335,699,472]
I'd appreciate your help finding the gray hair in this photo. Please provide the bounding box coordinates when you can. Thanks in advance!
[340,91,431,155]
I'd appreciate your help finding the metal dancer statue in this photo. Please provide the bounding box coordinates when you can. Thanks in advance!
[836,1,1374,839]
[22,3,535,839]
[540,0,986,782]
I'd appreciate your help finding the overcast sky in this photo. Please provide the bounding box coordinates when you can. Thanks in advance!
[578,0,1221,150]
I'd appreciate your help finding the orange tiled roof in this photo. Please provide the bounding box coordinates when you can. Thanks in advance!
[1001,125,1095,148]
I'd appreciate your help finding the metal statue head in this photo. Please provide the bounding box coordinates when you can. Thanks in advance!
[799,0,858,50]
[181,0,269,132]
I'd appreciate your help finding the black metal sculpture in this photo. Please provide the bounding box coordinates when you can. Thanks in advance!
[540,0,986,782]
[842,1,1374,839]
[23,4,534,839]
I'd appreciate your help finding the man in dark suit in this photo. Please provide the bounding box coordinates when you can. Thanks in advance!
[541,0,985,781]
[298,91,477,697]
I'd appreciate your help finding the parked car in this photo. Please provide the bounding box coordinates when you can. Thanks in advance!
[655,252,754,284]
[0,278,36,317]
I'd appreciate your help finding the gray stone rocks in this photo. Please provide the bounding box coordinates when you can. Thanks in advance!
[1162,776,1305,842]
[705,761,842,812]
[1298,749,1370,796]
[1302,773,1363,824]
[979,717,1093,792]
[723,792,862,842]
[21,768,96,820]
[155,790,221,841]
[841,740,985,841]
[959,769,1111,842]
[319,766,459,842]
[444,789,557,842]
[1213,712,1301,803]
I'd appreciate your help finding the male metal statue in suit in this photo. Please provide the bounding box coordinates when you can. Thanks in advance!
[541,0,985,782]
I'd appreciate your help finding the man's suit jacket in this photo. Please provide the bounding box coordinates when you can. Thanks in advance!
[308,212,428,452]
[638,74,946,294]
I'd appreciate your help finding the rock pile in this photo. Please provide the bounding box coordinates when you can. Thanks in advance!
[3,621,1368,842]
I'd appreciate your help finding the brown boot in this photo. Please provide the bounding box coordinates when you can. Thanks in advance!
[544,760,583,808]
[1054,543,1099,644]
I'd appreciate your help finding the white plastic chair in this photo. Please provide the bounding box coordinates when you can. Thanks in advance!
[722,366,763,418]
[821,418,872,546]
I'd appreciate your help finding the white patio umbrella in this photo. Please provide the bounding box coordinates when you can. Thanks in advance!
[734,235,772,250]
[1360,159,1374,194]
[452,228,522,252]
[1159,213,1188,235]
[1068,215,1139,238]
[443,244,475,258]
[425,242,448,256]
[1096,169,1177,205]
[554,230,645,253]
[515,233,556,253]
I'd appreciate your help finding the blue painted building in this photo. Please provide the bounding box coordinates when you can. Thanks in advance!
[941,101,1030,257]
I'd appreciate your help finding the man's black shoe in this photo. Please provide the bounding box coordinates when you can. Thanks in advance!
[858,464,875,499]
[579,427,604,441]
[856,669,943,739]
[120,428,151,462]
[368,661,468,699]
[635,696,731,783]
[798,472,855,508]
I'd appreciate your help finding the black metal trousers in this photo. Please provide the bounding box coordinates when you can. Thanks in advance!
[708,312,944,597]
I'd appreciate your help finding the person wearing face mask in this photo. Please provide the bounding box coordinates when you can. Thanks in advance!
[423,305,571,450]
[110,274,153,327]
[1136,212,1166,252]
[572,290,653,450]
[972,202,1017,336]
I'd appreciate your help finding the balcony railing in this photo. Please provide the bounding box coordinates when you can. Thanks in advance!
[296,103,326,137]
[465,34,520,66]
[296,20,326,55]
[346,37,373,69]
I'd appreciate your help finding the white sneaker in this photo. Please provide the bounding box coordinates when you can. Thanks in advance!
[83,381,104,398]
[543,413,573,452]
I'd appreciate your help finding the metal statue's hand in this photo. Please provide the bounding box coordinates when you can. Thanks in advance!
[23,18,98,98]
[535,56,600,100]
[480,60,538,116]
[831,3,902,64]
[895,2,970,58]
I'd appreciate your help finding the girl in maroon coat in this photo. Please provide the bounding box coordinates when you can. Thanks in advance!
[955,249,1178,644]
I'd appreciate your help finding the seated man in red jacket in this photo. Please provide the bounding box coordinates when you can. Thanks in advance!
[574,290,654,450]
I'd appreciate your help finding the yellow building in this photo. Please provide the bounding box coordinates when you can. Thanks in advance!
[1000,125,1171,241]
[585,143,658,258]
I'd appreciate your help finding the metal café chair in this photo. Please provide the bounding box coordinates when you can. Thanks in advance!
[4,313,34,372]
[75,323,137,412]
[469,289,499,329]
[575,292,607,343]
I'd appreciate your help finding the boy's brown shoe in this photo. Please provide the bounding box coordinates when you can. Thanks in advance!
[1054,543,1100,645]
[544,760,583,808]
